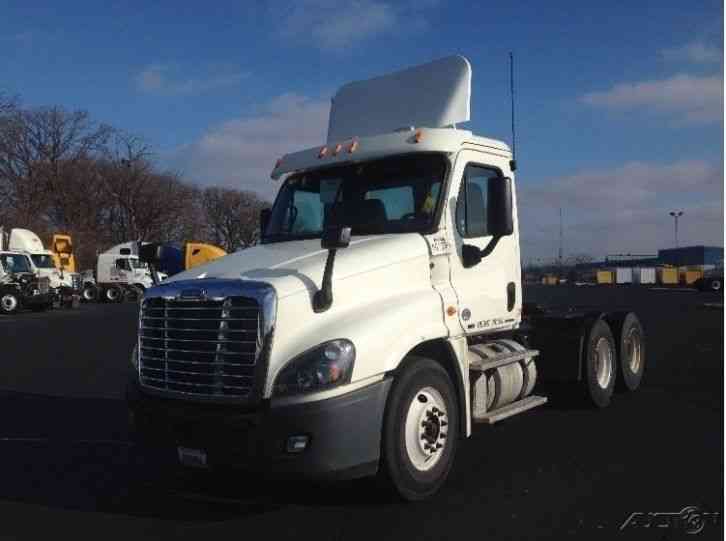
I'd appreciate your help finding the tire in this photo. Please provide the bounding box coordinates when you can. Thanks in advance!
[582,318,617,408]
[378,356,459,501]
[82,284,98,302]
[104,286,122,303]
[126,285,145,302]
[0,292,21,315]
[708,277,722,293]
[610,313,645,392]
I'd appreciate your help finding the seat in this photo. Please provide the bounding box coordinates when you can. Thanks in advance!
[329,199,388,234]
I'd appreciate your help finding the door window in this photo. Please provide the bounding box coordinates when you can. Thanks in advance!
[455,165,501,238]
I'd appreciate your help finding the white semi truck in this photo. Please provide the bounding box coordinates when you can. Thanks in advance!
[85,241,158,302]
[127,56,646,500]
[7,228,81,308]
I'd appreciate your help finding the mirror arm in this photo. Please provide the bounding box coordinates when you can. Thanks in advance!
[313,249,337,313]
[479,235,502,259]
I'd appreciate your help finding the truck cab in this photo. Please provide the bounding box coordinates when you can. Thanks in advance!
[7,228,81,307]
[0,250,52,314]
[127,56,646,500]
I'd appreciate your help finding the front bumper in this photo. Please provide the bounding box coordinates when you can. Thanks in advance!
[127,375,392,480]
[23,291,53,308]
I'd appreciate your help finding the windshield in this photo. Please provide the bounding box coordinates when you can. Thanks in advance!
[263,154,447,242]
[30,254,56,269]
[0,253,32,274]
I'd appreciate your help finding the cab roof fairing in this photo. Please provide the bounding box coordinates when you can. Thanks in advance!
[271,128,468,181]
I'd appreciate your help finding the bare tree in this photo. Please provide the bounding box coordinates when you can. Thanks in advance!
[201,187,270,251]
[0,105,111,229]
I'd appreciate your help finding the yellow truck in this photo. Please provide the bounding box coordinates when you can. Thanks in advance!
[51,234,76,273]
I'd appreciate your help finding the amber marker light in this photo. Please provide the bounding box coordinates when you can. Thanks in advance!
[348,139,359,153]
[318,146,329,158]
[446,306,457,317]
[414,129,424,143]
[333,143,343,156]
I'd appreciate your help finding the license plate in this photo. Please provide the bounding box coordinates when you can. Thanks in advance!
[177,447,208,468]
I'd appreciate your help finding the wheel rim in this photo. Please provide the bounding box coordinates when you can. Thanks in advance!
[1,294,18,312]
[404,387,449,472]
[594,337,613,389]
[83,288,94,301]
[712,280,721,291]
[107,289,118,301]
[625,328,642,374]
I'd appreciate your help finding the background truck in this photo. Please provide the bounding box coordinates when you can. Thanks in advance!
[0,249,53,314]
[84,241,157,303]
[127,56,647,500]
[154,242,227,277]
[6,228,80,308]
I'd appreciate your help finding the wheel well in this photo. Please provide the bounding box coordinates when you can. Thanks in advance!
[403,339,468,441]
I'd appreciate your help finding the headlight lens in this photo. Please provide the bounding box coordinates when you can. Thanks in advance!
[273,339,355,397]
[130,344,139,370]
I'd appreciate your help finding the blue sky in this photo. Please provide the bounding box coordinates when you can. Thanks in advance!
[1,0,723,259]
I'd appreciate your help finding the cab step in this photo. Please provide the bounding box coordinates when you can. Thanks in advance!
[474,395,548,424]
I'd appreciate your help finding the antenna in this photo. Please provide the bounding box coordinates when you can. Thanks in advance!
[509,51,517,171]
[558,207,564,267]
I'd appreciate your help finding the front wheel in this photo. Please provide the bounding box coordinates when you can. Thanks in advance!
[0,292,21,315]
[379,356,459,501]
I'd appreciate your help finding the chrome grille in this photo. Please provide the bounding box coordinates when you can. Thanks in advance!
[139,295,262,399]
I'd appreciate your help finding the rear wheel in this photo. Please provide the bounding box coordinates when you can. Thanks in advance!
[708,277,722,292]
[104,286,122,303]
[582,319,617,408]
[379,356,459,501]
[0,292,21,315]
[611,313,646,392]
[82,284,98,302]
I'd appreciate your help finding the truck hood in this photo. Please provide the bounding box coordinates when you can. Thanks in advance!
[167,234,430,298]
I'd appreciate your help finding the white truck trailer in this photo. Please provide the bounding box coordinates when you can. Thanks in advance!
[7,228,81,308]
[126,56,646,500]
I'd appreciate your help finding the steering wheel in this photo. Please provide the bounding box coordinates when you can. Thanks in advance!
[399,212,418,221]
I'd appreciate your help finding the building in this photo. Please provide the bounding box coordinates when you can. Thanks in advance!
[657,246,723,267]
[573,245,724,273]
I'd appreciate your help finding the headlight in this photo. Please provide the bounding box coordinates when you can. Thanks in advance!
[130,344,139,370]
[273,339,355,397]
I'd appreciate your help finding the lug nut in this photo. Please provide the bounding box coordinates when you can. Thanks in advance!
[441,421,448,427]
[440,433,446,439]
[436,443,443,449]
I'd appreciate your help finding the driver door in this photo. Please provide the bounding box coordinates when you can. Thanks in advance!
[448,150,521,335]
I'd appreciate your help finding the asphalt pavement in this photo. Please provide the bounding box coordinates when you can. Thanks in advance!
[0,285,722,540]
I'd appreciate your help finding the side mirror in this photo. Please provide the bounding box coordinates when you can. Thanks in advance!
[321,226,352,250]
[462,243,482,268]
[487,176,514,237]
[260,208,271,236]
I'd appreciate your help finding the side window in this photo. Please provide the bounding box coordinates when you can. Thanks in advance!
[116,258,130,271]
[365,186,414,220]
[455,165,500,238]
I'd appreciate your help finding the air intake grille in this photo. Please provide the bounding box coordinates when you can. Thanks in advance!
[138,296,261,399]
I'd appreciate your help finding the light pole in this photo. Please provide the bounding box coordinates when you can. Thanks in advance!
[669,210,683,248]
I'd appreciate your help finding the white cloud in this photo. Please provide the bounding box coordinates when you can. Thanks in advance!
[277,0,432,50]
[167,93,330,199]
[581,73,723,123]
[135,65,247,96]
[519,160,724,261]
[662,41,723,64]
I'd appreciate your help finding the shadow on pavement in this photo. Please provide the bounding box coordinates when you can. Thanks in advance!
[0,390,391,523]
